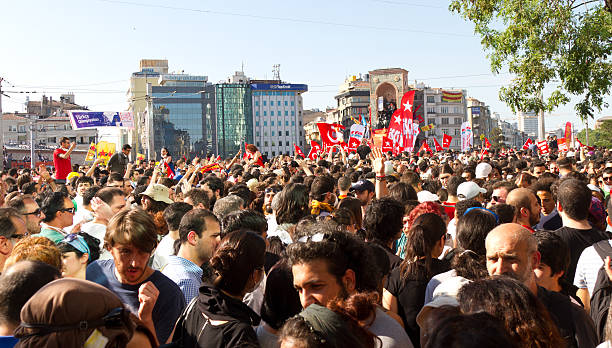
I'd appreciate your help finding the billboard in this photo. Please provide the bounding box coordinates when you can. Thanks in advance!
[250,83,308,91]
[68,111,134,130]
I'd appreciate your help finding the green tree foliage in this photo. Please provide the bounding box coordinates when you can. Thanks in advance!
[449,0,612,121]
[577,120,612,147]
[488,127,505,148]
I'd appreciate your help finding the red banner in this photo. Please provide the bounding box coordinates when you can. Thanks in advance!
[484,137,492,149]
[308,141,322,160]
[418,140,433,154]
[522,138,534,150]
[442,134,452,149]
[388,91,415,153]
[537,140,550,154]
[433,138,443,152]
[294,144,305,158]
[381,136,393,153]
[564,122,572,148]
[557,138,569,152]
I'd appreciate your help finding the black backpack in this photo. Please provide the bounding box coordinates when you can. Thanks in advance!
[589,240,612,343]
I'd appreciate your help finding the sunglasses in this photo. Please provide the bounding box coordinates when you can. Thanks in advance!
[491,196,504,202]
[23,208,41,216]
[59,207,76,214]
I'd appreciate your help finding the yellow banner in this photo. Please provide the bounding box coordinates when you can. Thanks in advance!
[85,142,96,161]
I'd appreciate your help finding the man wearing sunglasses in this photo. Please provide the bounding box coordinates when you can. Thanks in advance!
[0,208,27,273]
[7,195,43,235]
[35,192,75,244]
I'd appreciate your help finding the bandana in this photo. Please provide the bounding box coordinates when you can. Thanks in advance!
[310,200,334,216]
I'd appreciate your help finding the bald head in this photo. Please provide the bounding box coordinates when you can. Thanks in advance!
[485,223,540,289]
[506,188,540,226]
[506,188,534,212]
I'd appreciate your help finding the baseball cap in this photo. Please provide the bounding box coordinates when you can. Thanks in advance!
[351,179,375,192]
[418,190,440,203]
[141,184,173,204]
[475,162,492,179]
[457,181,486,201]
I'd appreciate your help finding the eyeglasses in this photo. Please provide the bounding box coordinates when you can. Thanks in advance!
[23,208,41,216]
[59,207,75,214]
[603,177,612,182]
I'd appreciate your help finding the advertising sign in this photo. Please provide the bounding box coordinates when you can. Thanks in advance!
[69,111,134,130]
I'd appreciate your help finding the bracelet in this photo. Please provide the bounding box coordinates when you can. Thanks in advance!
[376,176,386,180]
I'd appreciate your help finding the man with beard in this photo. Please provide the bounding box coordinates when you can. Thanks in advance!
[86,209,185,344]
[287,227,413,348]
[201,176,224,209]
[7,195,42,235]
[485,223,597,348]
[506,188,541,233]
[351,179,375,218]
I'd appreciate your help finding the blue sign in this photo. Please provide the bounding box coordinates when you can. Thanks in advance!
[69,111,134,130]
[250,83,308,91]
[472,107,480,115]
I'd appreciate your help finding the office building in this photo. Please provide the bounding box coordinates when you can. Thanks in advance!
[467,97,493,140]
[251,80,308,157]
[215,79,253,158]
[517,111,539,137]
[331,75,370,131]
[421,86,467,150]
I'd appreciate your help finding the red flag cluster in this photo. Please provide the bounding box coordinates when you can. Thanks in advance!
[537,140,550,155]
[522,138,534,150]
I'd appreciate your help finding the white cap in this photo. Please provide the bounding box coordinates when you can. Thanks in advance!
[418,190,439,203]
[457,181,486,201]
[475,162,492,179]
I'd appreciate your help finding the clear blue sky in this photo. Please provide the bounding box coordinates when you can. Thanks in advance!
[1,0,608,131]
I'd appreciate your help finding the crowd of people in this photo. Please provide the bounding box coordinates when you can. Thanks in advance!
[1,135,612,347]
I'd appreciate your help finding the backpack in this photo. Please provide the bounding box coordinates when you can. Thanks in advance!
[589,240,612,343]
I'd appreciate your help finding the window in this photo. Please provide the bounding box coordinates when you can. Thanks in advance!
[8,125,16,132]
[255,101,259,106]
[256,142,260,147]
[256,121,260,126]
[284,101,288,106]
[286,141,290,146]
[271,121,275,126]
[277,101,281,106]
[286,131,289,136]
[291,121,295,126]
[291,111,295,116]
[263,111,267,116]
[264,121,267,126]
[441,107,449,114]
[256,131,260,137]
[427,107,435,113]
[19,125,26,133]
[272,131,275,136]
[454,117,462,124]
[263,101,267,106]
[455,128,460,135]
[291,101,295,106]
[270,111,274,116]
[264,141,268,146]
[264,131,268,136]
[442,118,449,125]
[256,111,259,117]
[427,96,435,103]
[285,121,289,126]
[271,141,276,146]
[272,151,276,157]
[285,111,288,116]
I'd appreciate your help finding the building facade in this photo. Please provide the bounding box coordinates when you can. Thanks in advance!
[332,76,370,132]
[467,97,493,141]
[251,81,307,157]
[368,68,409,129]
[421,86,467,150]
[215,83,253,158]
[147,74,214,160]
[517,111,539,137]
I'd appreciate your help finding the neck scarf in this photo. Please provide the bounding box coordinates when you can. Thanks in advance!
[311,200,334,216]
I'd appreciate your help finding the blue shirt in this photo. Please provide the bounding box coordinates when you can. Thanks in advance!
[86,259,186,343]
[162,255,203,304]
[0,336,18,348]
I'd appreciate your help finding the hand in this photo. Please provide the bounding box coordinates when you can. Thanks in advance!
[192,157,200,166]
[90,197,114,222]
[372,147,385,176]
[70,142,76,149]
[94,157,105,165]
[605,256,612,281]
[138,281,159,322]
[39,165,52,181]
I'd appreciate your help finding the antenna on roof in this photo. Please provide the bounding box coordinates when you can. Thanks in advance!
[272,64,280,81]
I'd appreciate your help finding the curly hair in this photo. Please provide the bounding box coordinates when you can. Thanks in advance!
[286,230,380,293]
[458,276,564,348]
[275,183,310,225]
[404,202,443,232]
[363,198,404,246]
[4,236,62,271]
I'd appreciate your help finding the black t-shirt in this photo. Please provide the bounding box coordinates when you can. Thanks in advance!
[555,226,611,283]
[385,258,450,347]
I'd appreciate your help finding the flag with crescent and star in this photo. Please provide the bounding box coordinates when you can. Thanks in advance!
[388,91,415,153]
[442,134,452,149]
[316,123,346,151]
[294,144,305,158]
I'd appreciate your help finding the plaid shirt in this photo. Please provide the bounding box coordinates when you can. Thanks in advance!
[161,255,203,304]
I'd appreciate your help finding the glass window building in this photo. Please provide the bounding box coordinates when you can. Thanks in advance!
[150,74,215,160]
[215,83,253,158]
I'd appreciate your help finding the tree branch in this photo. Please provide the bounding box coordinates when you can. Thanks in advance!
[571,0,603,10]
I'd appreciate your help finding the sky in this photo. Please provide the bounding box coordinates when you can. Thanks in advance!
[1,0,609,132]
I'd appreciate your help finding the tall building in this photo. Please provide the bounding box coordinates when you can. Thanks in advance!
[128,59,168,156]
[467,97,493,141]
[517,111,539,137]
[251,80,308,157]
[421,86,467,150]
[332,75,370,131]
[215,79,253,158]
[146,74,214,160]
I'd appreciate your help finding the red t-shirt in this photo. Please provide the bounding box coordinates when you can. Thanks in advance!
[442,201,456,219]
[53,147,71,180]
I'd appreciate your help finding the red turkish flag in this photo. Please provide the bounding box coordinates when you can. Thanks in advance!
[522,138,534,150]
[164,161,175,179]
[557,138,569,152]
[317,123,345,149]
[442,134,452,149]
[537,140,550,154]
[388,91,416,153]
[294,144,305,158]
[577,139,594,151]
[484,137,492,149]
[433,138,443,152]
[308,141,321,160]
[348,137,360,152]
[418,140,433,154]
[381,136,393,153]
[340,141,349,153]
[216,155,221,161]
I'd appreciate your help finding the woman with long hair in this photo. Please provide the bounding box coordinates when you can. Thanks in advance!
[382,213,450,346]
[269,183,310,243]
[171,230,266,348]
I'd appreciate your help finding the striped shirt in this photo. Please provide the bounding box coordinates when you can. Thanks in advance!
[162,255,203,304]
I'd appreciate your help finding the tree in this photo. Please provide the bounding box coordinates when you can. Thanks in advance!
[577,120,612,147]
[449,0,612,121]
[488,127,505,149]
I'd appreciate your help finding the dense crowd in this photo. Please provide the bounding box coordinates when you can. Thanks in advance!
[1,136,612,348]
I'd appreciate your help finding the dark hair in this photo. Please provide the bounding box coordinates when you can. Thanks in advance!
[210,230,266,296]
[178,209,218,244]
[76,176,95,188]
[557,178,591,220]
[534,230,570,277]
[400,213,446,279]
[338,197,363,229]
[184,188,210,209]
[0,208,22,239]
[41,191,69,222]
[309,175,335,201]
[222,209,267,236]
[57,232,101,264]
[276,183,310,225]
[59,137,70,144]
[425,312,517,348]
[338,176,352,191]
[122,144,132,151]
[259,262,302,330]
[286,229,380,293]
[21,182,37,195]
[530,178,557,199]
[453,209,498,280]
[6,195,33,215]
[163,202,194,231]
[108,172,124,184]
[454,199,482,219]
[202,176,225,196]
[363,197,404,246]
[490,204,516,224]
[95,187,125,205]
[388,182,418,201]
[228,184,254,208]
[458,276,564,348]
[0,261,60,325]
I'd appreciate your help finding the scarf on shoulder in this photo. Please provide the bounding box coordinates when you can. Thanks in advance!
[311,200,334,216]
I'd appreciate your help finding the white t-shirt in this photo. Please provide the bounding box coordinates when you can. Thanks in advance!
[574,240,612,295]
[81,221,110,260]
